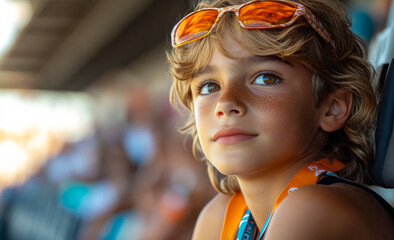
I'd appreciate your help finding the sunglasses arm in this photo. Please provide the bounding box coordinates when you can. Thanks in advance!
[299,7,337,52]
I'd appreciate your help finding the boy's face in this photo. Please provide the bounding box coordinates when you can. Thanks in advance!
[190,35,327,177]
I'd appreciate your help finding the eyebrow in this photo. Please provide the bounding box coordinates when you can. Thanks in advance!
[192,55,292,78]
[192,65,215,79]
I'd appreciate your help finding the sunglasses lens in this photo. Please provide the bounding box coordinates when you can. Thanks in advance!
[239,1,296,27]
[174,10,219,46]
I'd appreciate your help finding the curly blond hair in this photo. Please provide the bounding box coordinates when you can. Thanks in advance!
[167,0,377,194]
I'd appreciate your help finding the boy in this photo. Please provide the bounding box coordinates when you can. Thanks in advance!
[168,0,394,239]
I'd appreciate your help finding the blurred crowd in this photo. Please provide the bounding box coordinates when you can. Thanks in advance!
[0,85,216,240]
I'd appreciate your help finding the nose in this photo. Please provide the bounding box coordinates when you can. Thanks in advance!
[215,87,247,118]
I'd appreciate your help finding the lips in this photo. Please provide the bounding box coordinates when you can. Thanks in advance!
[212,127,258,144]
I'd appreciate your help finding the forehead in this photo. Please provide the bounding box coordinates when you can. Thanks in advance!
[192,33,292,76]
[190,30,285,74]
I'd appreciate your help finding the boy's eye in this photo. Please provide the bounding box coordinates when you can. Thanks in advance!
[199,81,220,95]
[253,72,281,85]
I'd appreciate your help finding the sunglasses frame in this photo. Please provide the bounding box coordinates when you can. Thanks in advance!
[171,0,336,52]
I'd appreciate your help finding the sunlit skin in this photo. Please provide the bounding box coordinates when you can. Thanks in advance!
[190,34,330,231]
[191,35,326,179]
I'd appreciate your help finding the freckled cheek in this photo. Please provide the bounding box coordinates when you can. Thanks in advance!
[251,94,311,130]
[250,93,291,109]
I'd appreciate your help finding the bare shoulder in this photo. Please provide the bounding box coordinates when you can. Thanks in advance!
[192,193,232,240]
[265,183,394,240]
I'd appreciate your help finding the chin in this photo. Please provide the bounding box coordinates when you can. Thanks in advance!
[211,157,259,176]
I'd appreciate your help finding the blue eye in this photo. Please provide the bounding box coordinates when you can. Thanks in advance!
[198,81,220,95]
[254,72,281,85]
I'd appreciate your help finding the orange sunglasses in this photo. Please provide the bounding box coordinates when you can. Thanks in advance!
[171,0,336,52]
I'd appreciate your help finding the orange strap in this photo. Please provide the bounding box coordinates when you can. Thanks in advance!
[220,158,345,240]
[220,191,247,240]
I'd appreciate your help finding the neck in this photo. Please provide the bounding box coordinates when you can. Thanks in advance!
[236,158,311,232]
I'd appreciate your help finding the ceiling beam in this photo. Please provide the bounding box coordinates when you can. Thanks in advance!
[35,0,157,89]
[56,0,189,90]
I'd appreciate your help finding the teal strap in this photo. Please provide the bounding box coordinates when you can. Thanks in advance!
[237,210,272,240]
[236,210,255,240]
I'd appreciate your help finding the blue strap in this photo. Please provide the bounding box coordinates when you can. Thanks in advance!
[237,210,273,240]
[236,210,255,240]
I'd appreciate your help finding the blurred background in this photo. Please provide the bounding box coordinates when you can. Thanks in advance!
[0,0,392,239]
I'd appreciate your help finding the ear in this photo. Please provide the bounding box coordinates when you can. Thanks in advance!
[319,88,353,132]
